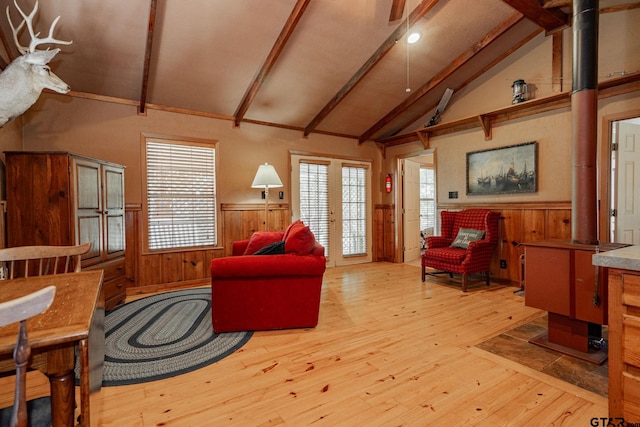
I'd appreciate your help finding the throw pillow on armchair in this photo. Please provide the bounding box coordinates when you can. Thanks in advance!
[243,231,285,255]
[284,222,316,255]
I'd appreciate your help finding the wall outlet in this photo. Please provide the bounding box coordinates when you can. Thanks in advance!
[500,259,507,269]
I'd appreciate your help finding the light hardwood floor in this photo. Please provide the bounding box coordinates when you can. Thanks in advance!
[1,262,608,426]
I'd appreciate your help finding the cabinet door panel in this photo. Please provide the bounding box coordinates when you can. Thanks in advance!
[78,215,102,261]
[105,167,124,210]
[107,216,125,254]
[103,165,125,258]
[74,159,103,263]
[75,162,101,210]
[623,314,640,366]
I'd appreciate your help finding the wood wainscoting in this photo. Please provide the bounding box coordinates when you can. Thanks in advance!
[124,203,290,295]
[220,203,290,256]
[125,201,570,294]
[374,204,395,262]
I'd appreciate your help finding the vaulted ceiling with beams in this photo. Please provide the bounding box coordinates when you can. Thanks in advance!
[0,0,637,145]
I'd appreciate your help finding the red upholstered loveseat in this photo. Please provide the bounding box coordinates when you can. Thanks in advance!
[210,221,326,333]
[421,209,500,292]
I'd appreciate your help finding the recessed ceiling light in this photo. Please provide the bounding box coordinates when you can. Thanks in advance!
[407,32,421,44]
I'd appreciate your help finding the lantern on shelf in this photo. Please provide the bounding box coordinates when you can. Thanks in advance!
[511,79,528,104]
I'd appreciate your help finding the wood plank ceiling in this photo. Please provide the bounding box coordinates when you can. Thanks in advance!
[0,0,637,145]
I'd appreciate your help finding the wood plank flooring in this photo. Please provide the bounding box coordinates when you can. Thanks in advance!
[1,262,608,426]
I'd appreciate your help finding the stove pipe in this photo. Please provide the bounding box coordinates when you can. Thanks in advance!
[571,0,599,245]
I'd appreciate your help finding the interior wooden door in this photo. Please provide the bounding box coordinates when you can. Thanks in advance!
[402,159,421,263]
[615,121,640,244]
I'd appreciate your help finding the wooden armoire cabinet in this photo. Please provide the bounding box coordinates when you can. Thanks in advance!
[5,152,126,309]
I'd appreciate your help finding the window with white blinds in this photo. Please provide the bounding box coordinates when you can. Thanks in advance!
[145,140,217,250]
[342,165,367,256]
[299,162,330,253]
[420,167,436,231]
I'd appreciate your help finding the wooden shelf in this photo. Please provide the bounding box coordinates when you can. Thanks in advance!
[378,72,640,148]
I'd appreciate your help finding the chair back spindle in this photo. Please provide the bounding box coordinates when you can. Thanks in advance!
[0,243,91,279]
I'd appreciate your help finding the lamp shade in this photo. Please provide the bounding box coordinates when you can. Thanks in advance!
[251,163,283,188]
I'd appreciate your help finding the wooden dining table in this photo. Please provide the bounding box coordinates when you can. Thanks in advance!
[0,270,105,427]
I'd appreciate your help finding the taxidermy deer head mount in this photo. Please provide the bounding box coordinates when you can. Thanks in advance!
[0,0,72,128]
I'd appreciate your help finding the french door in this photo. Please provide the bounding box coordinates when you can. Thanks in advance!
[291,154,372,267]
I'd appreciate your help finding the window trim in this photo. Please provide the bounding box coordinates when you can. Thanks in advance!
[140,133,220,254]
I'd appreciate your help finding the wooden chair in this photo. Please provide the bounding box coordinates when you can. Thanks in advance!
[0,243,91,279]
[0,243,92,426]
[0,286,56,427]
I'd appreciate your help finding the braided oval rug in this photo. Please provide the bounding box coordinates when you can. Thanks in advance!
[76,288,252,386]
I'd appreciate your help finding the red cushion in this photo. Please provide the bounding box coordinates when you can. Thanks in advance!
[243,231,284,255]
[424,247,467,264]
[284,224,316,255]
[283,219,303,242]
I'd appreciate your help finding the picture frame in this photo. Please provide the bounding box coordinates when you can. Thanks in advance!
[466,141,537,195]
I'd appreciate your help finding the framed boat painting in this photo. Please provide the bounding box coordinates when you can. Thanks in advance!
[466,141,537,195]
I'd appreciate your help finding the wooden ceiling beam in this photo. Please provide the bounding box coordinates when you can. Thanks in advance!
[389,0,407,22]
[359,11,525,143]
[233,0,311,127]
[542,0,571,8]
[552,32,564,92]
[501,0,569,33]
[303,0,441,137]
[600,2,640,14]
[138,0,158,115]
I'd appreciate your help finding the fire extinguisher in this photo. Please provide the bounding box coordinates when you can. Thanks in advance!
[385,174,392,193]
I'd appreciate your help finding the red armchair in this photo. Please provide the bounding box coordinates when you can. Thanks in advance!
[421,209,500,291]
[210,222,326,333]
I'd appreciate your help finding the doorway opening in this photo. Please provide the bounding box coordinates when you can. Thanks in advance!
[609,115,640,244]
[397,150,436,264]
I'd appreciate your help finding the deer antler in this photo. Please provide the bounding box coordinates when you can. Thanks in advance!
[7,0,72,55]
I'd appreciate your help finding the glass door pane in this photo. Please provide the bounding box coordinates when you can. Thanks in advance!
[299,162,330,253]
[342,165,367,256]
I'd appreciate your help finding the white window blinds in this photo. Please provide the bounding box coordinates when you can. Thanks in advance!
[420,167,436,231]
[299,161,330,253]
[145,141,217,250]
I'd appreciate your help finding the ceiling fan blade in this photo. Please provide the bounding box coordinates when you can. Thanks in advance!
[426,88,454,127]
[436,88,454,113]
[389,0,406,22]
